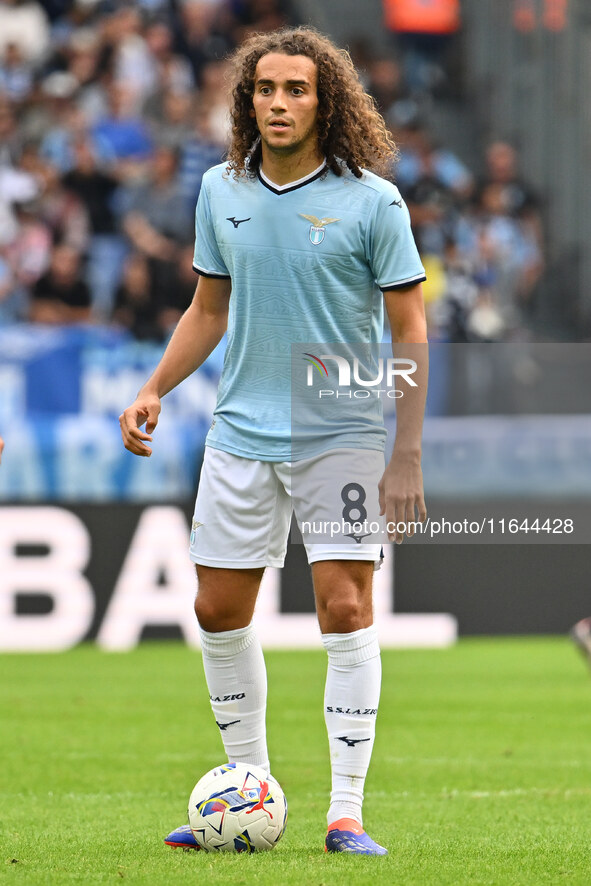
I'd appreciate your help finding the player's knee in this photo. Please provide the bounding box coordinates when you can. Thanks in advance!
[194,593,249,632]
[322,593,368,633]
[194,595,223,631]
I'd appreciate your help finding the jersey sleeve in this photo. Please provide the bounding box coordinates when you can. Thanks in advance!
[367,186,426,291]
[193,178,230,278]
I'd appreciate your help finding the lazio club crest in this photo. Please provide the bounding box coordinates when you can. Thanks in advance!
[299,214,340,245]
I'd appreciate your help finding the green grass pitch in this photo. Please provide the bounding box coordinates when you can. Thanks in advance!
[2,638,591,885]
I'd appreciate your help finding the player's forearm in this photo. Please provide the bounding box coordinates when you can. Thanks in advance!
[390,341,428,460]
[383,285,428,460]
[140,296,228,399]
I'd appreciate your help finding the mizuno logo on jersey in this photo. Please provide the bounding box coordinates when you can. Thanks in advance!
[299,213,340,245]
[389,199,402,208]
[226,216,251,228]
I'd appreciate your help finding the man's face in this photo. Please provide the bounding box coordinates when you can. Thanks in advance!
[251,53,320,158]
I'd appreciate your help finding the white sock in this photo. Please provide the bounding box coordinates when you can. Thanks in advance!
[199,623,269,775]
[322,625,381,827]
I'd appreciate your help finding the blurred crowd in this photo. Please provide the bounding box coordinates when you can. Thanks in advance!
[394,123,545,343]
[0,0,545,342]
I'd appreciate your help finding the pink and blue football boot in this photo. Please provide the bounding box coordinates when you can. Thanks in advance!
[325,818,388,855]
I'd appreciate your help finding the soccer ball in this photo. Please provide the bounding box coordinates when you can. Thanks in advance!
[187,762,287,852]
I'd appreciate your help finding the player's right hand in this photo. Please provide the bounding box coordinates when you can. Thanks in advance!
[119,395,161,457]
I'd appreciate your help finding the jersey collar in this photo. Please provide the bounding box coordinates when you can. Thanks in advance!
[257,160,327,195]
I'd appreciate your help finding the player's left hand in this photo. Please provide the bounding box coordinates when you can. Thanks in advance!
[379,451,427,544]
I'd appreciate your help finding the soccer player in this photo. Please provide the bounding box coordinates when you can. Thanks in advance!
[119,26,428,856]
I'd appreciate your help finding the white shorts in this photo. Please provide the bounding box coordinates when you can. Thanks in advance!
[189,446,385,569]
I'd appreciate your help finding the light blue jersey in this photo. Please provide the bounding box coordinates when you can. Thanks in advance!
[193,161,425,461]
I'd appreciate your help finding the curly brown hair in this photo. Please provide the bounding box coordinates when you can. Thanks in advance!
[226,26,398,179]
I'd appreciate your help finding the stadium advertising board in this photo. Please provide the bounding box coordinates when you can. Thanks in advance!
[0,503,456,652]
[1,499,589,651]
